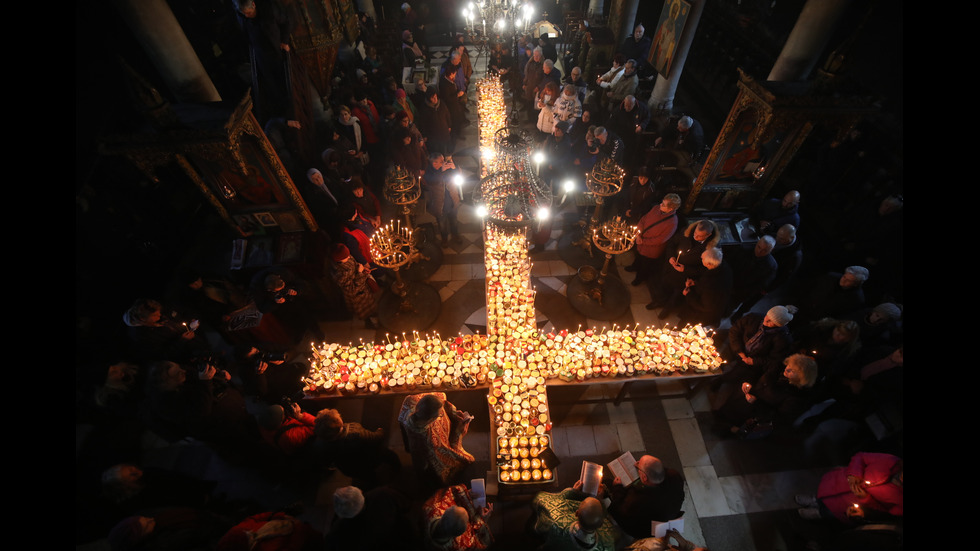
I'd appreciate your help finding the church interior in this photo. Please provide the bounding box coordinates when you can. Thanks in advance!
[76,1,902,550]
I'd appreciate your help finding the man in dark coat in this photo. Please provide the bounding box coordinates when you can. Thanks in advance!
[417,88,454,156]
[675,247,734,327]
[233,0,294,124]
[422,152,462,247]
[604,455,684,540]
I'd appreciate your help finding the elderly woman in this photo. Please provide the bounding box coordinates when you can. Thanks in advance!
[398,392,475,487]
[552,84,583,126]
[536,80,561,141]
[330,243,379,329]
[422,485,493,551]
[712,305,796,390]
[713,353,820,438]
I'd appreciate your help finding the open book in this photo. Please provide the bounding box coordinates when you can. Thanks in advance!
[606,451,640,486]
[471,478,487,508]
[579,461,603,496]
[651,517,684,538]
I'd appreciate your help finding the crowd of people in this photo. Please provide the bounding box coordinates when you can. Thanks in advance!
[77,8,902,551]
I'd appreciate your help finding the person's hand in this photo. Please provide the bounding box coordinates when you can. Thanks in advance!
[275,297,286,304]
[654,137,663,147]
[256,360,269,375]
[597,483,609,499]
[846,504,864,520]
[685,278,695,288]
[635,125,642,134]
[286,120,301,129]
[759,220,771,230]
[573,480,583,491]
[682,287,690,296]
[847,475,867,497]
[198,364,216,380]
[287,402,303,419]
[744,393,756,404]
[357,263,365,273]
[612,476,622,487]
[280,43,290,52]
[181,330,196,340]
[480,503,493,518]
[287,289,298,296]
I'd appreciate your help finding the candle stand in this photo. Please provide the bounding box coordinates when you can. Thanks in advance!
[370,221,441,333]
[568,216,637,320]
[383,165,442,280]
[562,157,625,269]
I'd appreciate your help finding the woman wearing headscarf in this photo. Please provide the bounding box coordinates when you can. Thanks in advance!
[330,243,380,329]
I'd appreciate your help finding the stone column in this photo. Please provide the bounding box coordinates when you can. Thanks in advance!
[111,0,221,103]
[588,0,604,18]
[767,0,852,81]
[647,0,704,111]
[356,0,377,22]
[611,0,641,48]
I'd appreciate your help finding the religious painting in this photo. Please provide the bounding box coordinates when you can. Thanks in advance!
[650,0,690,76]
[714,108,790,184]
[185,135,298,238]
[246,237,275,267]
[276,232,304,264]
[254,212,279,226]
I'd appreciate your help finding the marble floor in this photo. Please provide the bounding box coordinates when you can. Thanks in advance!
[85,41,857,551]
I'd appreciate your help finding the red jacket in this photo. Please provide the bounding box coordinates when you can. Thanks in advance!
[635,208,678,259]
[817,452,903,523]
[352,102,381,145]
[259,413,316,455]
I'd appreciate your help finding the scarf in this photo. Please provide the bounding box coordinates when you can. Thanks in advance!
[744,323,786,356]
[307,168,338,205]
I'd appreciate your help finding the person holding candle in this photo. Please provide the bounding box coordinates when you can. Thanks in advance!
[712,353,819,439]
[123,298,211,363]
[671,247,733,326]
[646,219,720,310]
[422,151,462,248]
[398,392,475,487]
[796,451,903,524]
[627,193,681,287]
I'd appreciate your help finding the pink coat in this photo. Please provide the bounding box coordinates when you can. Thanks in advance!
[817,452,903,523]
[635,208,678,259]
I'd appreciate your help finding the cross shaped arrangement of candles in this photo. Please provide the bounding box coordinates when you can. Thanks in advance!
[304,82,726,485]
